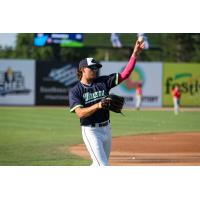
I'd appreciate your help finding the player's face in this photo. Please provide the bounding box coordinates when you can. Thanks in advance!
[83,66,98,80]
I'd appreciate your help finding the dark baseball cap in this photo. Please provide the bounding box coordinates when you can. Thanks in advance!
[79,57,102,69]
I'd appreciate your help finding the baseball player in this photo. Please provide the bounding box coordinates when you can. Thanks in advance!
[135,83,143,110]
[69,39,144,166]
[172,85,181,115]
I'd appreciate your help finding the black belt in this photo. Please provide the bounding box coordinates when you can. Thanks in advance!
[91,121,108,127]
[85,120,110,128]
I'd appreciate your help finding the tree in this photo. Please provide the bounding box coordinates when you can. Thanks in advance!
[14,33,55,60]
[13,34,96,62]
[0,33,200,62]
[163,33,200,62]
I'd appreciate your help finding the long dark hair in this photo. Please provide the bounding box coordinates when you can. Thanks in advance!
[77,68,83,81]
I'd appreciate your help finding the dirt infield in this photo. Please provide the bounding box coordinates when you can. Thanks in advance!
[69,132,200,166]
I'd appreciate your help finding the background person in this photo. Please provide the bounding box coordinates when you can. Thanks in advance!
[135,83,142,110]
[172,85,181,115]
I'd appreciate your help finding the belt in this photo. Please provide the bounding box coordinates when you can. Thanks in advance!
[87,120,110,128]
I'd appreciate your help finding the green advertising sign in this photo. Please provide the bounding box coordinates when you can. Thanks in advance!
[163,63,200,106]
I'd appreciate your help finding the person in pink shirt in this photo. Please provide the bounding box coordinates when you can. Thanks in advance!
[172,85,181,115]
[135,83,142,110]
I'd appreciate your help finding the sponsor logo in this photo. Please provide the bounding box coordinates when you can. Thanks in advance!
[165,73,200,95]
[0,67,31,96]
[120,66,145,93]
[48,64,77,87]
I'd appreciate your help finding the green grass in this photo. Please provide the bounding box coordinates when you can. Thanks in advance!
[0,107,200,166]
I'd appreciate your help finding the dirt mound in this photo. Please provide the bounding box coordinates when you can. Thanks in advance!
[69,132,200,166]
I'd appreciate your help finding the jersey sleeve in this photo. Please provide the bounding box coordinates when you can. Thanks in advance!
[105,73,119,90]
[69,88,83,113]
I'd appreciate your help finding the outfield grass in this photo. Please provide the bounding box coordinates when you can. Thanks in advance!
[0,107,200,166]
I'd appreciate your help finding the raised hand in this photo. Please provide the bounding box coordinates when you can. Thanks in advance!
[132,39,145,57]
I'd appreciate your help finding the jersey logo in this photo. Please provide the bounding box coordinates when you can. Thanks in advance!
[83,90,105,104]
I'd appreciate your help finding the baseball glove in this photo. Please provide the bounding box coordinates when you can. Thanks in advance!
[101,94,125,114]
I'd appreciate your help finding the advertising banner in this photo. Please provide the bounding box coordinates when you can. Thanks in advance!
[0,59,35,105]
[100,61,163,107]
[163,63,200,106]
[36,61,78,105]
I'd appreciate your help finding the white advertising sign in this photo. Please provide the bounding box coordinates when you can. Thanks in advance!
[100,61,163,107]
[0,59,35,105]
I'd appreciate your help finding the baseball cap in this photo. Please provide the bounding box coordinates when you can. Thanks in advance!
[79,57,102,69]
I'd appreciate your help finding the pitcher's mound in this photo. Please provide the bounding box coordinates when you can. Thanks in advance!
[69,132,200,166]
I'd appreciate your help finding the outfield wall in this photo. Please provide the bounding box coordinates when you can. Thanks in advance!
[35,61,77,105]
[100,61,163,107]
[0,59,35,105]
[0,59,199,107]
[163,63,200,107]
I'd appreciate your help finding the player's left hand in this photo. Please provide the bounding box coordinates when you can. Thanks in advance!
[100,97,111,109]
[100,94,125,114]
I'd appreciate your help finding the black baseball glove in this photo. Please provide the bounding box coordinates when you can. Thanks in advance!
[101,94,125,114]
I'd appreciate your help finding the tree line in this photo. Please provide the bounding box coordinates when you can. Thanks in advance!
[0,33,200,62]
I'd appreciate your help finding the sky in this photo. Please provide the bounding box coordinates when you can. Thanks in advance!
[0,33,17,48]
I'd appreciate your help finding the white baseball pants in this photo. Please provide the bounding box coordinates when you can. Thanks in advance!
[81,122,112,166]
[173,97,180,115]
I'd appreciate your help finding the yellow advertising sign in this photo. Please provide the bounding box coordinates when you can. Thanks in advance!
[163,63,200,106]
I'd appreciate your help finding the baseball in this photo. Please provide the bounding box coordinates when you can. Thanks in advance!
[138,36,144,43]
